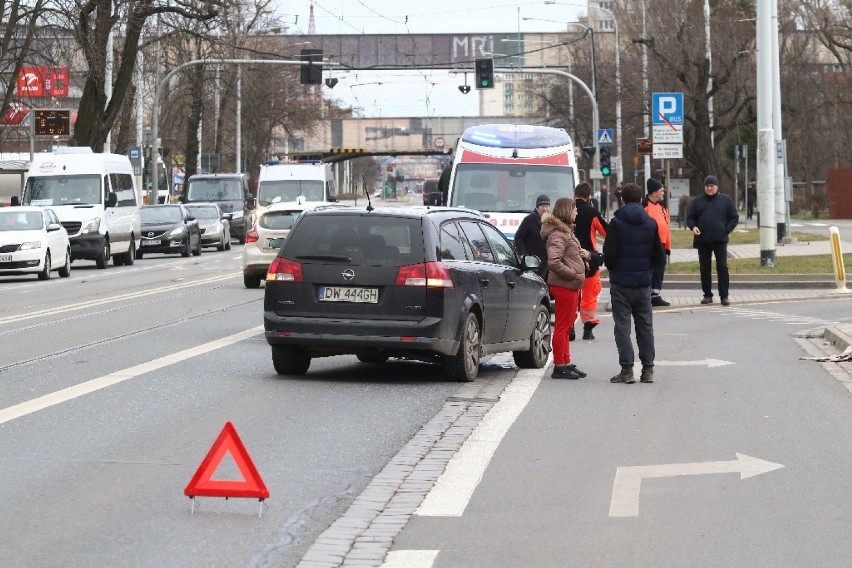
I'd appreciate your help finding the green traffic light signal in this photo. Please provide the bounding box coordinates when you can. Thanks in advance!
[599,147,612,177]
[475,58,494,89]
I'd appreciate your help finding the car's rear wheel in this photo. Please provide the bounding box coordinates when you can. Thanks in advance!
[96,240,110,269]
[37,252,51,280]
[136,251,144,259]
[122,238,136,265]
[58,248,71,277]
[513,304,552,368]
[244,273,261,288]
[357,353,389,364]
[272,346,311,375]
[443,312,481,382]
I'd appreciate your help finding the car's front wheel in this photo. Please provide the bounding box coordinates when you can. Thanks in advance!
[58,248,71,277]
[37,252,51,280]
[96,240,110,269]
[443,312,481,382]
[513,304,552,368]
[272,346,311,375]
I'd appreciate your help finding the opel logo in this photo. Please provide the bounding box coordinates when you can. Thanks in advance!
[341,269,355,281]
[147,232,154,237]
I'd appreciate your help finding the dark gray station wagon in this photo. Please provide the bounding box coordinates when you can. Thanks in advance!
[263,206,552,381]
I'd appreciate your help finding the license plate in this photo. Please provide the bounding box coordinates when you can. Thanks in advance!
[0,254,11,262]
[319,286,378,303]
[142,240,161,246]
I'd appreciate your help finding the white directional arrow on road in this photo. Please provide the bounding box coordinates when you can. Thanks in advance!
[609,453,784,517]
[650,359,735,368]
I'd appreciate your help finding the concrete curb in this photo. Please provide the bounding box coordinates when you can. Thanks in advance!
[824,325,852,352]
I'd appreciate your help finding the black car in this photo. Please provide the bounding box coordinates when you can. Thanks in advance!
[138,204,202,258]
[263,206,552,382]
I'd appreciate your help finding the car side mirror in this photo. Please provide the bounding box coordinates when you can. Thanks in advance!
[106,192,118,208]
[186,215,196,222]
[522,254,541,271]
[223,213,232,220]
[10,195,20,206]
[47,222,62,232]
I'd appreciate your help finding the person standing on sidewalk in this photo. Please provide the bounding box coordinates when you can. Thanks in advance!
[514,194,550,278]
[687,175,740,306]
[541,197,590,379]
[603,183,666,384]
[574,182,608,339]
[643,178,672,307]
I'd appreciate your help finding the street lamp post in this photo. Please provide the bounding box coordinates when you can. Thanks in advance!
[544,1,621,185]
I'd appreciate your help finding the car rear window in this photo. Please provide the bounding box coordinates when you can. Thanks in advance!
[283,214,424,266]
[261,210,303,230]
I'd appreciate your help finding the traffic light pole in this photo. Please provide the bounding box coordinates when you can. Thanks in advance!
[151,62,598,207]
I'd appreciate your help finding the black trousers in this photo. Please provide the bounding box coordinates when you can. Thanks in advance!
[697,241,730,299]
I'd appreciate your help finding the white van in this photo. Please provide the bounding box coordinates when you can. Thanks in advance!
[21,149,142,268]
[251,161,336,225]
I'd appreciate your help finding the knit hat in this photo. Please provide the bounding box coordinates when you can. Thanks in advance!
[703,175,719,186]
[536,194,551,207]
[646,178,664,194]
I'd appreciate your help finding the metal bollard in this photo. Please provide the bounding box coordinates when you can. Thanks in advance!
[829,226,849,293]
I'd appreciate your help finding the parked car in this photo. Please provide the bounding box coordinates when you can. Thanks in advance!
[184,203,231,251]
[0,206,71,280]
[243,201,327,288]
[263,206,552,381]
[138,204,202,258]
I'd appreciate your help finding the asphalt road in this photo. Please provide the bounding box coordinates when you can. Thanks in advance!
[1,238,851,568]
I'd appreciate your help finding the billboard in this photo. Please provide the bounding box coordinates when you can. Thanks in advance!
[17,67,69,98]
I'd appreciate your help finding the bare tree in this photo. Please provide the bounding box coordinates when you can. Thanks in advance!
[59,0,222,151]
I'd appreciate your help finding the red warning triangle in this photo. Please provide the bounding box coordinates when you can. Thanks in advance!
[184,421,270,499]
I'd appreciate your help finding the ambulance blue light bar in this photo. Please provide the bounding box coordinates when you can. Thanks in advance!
[461,124,571,149]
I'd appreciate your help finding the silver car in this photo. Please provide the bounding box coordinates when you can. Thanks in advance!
[242,201,329,288]
[184,203,231,252]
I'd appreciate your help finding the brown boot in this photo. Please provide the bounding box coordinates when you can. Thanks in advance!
[610,368,635,384]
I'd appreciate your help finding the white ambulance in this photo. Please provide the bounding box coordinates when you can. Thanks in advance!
[446,124,579,240]
[21,148,141,268]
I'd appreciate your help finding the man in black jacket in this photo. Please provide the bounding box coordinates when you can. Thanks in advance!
[574,182,608,339]
[687,175,740,306]
[514,194,550,278]
[603,183,666,384]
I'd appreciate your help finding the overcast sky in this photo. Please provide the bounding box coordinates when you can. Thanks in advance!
[281,0,585,117]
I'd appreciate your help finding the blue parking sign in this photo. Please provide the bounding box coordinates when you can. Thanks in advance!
[652,93,684,125]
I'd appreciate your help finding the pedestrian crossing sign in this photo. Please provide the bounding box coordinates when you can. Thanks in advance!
[597,129,614,146]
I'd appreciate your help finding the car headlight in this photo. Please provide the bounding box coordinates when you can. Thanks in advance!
[230,211,244,219]
[169,226,186,237]
[19,241,43,250]
[81,217,101,234]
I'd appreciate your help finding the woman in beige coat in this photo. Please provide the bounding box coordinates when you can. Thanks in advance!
[541,197,591,379]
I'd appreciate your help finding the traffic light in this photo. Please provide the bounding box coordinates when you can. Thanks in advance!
[300,49,323,85]
[599,147,612,177]
[475,58,494,89]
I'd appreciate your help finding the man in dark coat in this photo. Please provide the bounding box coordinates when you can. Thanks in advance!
[514,194,550,278]
[574,182,608,339]
[603,182,666,384]
[687,175,740,305]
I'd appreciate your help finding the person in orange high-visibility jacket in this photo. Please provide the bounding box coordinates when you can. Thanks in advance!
[573,182,608,340]
[643,178,672,306]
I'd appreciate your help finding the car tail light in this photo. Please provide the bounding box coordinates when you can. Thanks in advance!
[267,257,303,282]
[246,226,259,243]
[395,262,453,288]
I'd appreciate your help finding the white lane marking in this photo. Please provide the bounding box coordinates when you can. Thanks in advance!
[0,273,237,325]
[609,453,785,517]
[414,363,544,517]
[0,326,264,425]
[381,550,439,568]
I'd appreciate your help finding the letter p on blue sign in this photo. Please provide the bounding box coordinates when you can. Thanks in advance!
[652,92,683,126]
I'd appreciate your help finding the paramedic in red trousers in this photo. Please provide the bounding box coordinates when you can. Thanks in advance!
[541,197,591,379]
[513,194,550,278]
[643,178,672,306]
[573,182,608,340]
